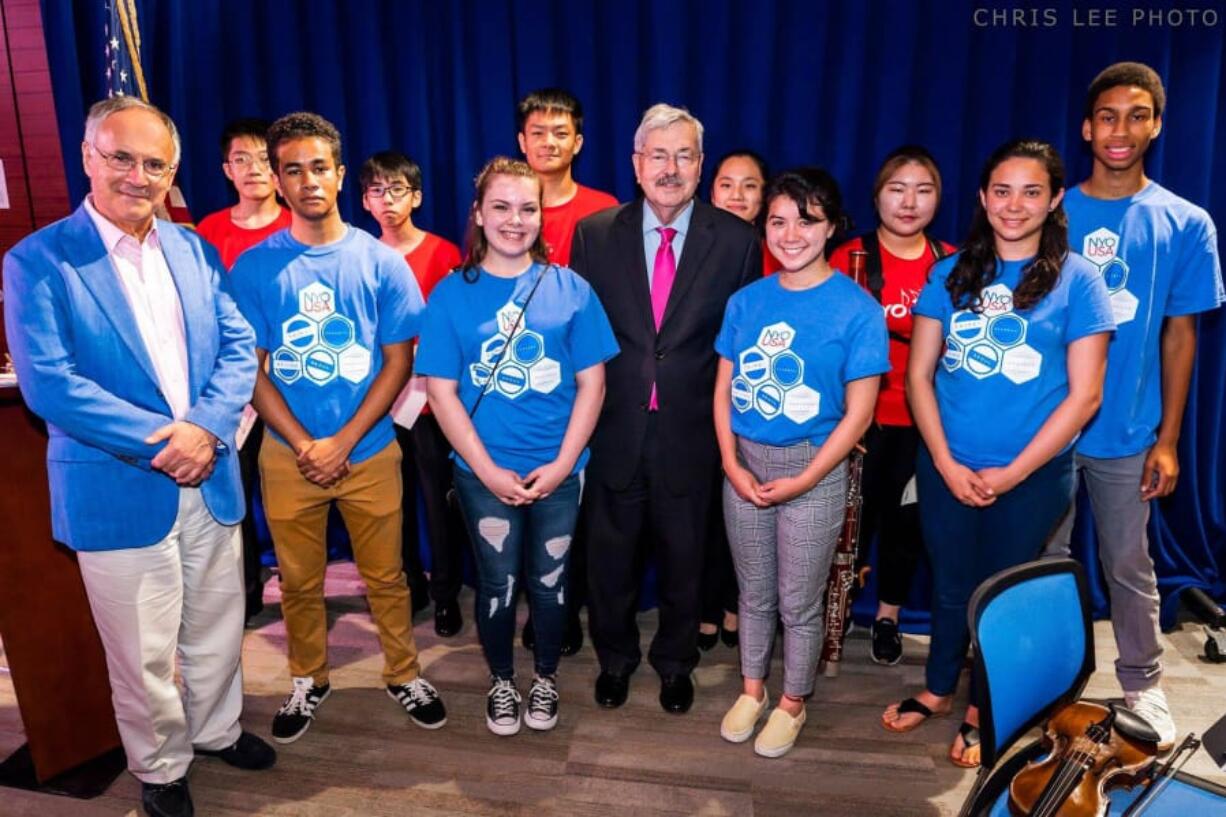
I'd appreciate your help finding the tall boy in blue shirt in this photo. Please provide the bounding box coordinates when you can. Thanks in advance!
[230,113,448,743]
[1049,62,1224,750]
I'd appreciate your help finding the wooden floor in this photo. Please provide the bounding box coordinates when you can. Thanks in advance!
[3,563,1225,816]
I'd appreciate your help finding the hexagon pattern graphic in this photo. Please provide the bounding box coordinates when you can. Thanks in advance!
[471,300,561,399]
[274,284,372,387]
[943,283,1043,385]
[1081,227,1138,325]
[732,321,820,424]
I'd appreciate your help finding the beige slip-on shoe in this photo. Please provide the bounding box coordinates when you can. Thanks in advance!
[720,692,769,743]
[754,706,806,758]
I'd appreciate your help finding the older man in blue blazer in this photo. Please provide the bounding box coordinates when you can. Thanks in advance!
[3,97,272,817]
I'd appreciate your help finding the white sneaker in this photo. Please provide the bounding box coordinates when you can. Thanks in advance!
[1125,687,1176,751]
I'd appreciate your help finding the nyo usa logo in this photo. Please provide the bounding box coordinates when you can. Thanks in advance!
[731,322,821,424]
[1081,227,1138,325]
[943,283,1043,385]
[272,283,372,387]
[469,301,562,399]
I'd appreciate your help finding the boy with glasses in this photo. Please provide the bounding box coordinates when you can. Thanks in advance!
[197,119,292,625]
[361,150,466,637]
[197,119,291,270]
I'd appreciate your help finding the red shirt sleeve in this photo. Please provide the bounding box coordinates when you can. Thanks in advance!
[406,233,463,300]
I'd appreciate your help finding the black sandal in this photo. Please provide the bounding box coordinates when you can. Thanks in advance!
[882,697,947,733]
[950,721,981,768]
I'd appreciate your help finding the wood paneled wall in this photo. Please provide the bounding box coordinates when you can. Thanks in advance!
[0,0,70,260]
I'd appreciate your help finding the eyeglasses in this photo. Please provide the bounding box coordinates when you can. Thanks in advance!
[90,143,175,180]
[364,184,414,200]
[639,149,699,170]
[227,153,271,170]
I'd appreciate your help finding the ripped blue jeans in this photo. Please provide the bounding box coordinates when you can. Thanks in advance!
[453,466,581,679]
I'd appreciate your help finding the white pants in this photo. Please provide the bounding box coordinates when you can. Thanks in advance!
[77,488,245,784]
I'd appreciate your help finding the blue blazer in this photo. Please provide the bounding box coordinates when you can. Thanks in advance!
[2,205,257,551]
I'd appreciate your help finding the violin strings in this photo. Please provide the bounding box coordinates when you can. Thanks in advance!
[1034,749,1093,817]
[1029,718,1115,817]
[1034,760,1076,817]
[1038,740,1102,817]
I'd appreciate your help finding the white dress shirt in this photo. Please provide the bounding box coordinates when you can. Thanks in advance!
[85,197,190,420]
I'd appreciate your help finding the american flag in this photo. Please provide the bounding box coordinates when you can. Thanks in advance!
[103,0,193,223]
[103,0,142,99]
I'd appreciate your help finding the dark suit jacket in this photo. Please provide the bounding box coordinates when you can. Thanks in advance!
[570,198,761,494]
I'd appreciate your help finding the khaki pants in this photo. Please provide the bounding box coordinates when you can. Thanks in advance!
[259,437,420,686]
[77,488,244,784]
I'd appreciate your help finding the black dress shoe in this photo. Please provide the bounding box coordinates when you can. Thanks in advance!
[244,590,265,627]
[195,731,277,770]
[559,612,584,656]
[720,626,739,649]
[141,777,193,817]
[594,671,630,708]
[434,598,463,637]
[659,674,694,714]
[697,627,719,652]
[410,585,431,617]
[522,615,536,650]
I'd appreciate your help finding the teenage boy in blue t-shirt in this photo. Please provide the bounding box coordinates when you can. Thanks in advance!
[1048,62,1225,749]
[230,113,448,744]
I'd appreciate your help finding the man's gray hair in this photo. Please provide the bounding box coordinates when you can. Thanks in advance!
[633,103,704,154]
[83,96,182,166]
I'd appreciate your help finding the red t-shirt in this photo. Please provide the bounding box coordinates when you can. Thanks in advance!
[762,242,782,276]
[195,206,292,269]
[404,232,461,416]
[405,232,462,300]
[829,235,957,427]
[542,184,618,265]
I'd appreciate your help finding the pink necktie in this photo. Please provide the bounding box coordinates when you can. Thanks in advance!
[651,227,677,330]
[649,227,677,410]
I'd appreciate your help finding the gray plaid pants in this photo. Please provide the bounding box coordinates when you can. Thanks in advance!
[723,437,847,698]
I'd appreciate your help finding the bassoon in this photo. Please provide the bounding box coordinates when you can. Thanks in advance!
[818,249,869,677]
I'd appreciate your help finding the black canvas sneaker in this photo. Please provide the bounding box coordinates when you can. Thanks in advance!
[271,676,331,744]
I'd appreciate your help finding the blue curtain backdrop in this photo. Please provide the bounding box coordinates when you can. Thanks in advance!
[40,0,1226,627]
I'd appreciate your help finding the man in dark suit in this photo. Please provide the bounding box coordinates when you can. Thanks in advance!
[570,103,761,713]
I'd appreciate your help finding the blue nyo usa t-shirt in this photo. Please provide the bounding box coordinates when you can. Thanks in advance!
[414,263,619,476]
[715,273,889,448]
[1064,183,1224,458]
[913,253,1115,470]
[229,227,424,463]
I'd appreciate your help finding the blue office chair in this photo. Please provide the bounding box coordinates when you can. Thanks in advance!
[958,558,1095,816]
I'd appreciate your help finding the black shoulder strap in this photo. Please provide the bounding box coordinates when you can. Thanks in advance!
[468,264,554,419]
[865,232,948,346]
[927,234,949,261]
[860,231,885,303]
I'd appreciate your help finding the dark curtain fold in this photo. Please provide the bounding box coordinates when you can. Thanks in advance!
[40,0,1226,625]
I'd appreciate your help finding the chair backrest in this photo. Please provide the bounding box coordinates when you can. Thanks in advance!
[969,558,1094,770]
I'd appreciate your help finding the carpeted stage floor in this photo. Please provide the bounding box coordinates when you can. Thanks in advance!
[2,562,1224,816]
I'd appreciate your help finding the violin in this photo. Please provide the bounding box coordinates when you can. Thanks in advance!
[1008,700,1159,817]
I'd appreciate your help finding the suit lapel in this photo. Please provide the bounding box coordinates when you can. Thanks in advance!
[61,206,162,392]
[158,224,209,401]
[614,201,656,336]
[661,201,715,330]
